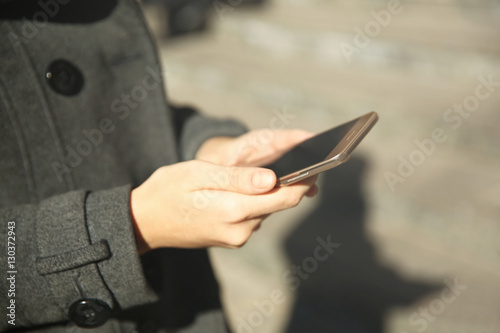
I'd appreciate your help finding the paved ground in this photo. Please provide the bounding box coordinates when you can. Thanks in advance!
[143,1,500,332]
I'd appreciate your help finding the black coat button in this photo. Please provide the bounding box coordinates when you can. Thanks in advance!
[46,59,84,96]
[68,298,111,328]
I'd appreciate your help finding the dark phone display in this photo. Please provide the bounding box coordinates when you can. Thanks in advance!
[268,119,358,178]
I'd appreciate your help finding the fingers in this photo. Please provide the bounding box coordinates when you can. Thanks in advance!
[260,130,316,166]
[260,130,314,163]
[305,184,318,197]
[302,175,319,198]
[218,215,270,248]
[193,168,318,220]
[229,129,316,167]
[184,160,317,224]
[214,179,314,220]
[189,160,277,195]
[270,130,315,151]
[247,175,318,217]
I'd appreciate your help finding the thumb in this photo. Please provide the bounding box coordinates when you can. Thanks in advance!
[194,162,277,195]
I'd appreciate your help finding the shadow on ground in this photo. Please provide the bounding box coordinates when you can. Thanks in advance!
[281,156,441,333]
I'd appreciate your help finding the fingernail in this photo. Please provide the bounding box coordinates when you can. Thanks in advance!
[252,171,274,189]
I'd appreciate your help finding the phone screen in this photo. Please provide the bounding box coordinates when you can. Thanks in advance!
[268,118,358,178]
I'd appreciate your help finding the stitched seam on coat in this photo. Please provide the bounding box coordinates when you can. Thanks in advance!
[4,21,76,191]
[82,190,114,300]
[0,78,38,203]
[36,240,111,275]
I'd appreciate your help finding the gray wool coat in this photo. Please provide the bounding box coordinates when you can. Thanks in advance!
[0,0,246,332]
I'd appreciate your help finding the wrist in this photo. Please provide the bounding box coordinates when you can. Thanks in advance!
[130,188,152,255]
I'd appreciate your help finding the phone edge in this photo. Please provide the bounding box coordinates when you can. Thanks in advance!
[277,111,378,186]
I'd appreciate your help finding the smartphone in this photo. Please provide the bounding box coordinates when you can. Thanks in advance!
[269,111,378,186]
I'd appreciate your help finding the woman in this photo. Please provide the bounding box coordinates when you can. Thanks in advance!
[0,0,316,331]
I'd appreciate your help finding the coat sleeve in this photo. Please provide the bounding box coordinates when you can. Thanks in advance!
[170,104,248,161]
[0,185,158,330]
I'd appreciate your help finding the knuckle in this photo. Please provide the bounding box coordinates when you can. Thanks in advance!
[223,200,243,220]
[226,211,242,223]
[227,166,243,188]
[287,193,303,208]
[156,165,169,175]
[186,159,204,172]
[152,165,172,182]
[225,228,252,248]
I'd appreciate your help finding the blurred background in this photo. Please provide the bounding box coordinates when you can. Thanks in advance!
[141,0,500,332]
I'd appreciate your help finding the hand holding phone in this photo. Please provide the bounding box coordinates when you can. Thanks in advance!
[269,112,378,186]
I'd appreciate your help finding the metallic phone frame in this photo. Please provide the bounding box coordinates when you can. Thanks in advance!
[278,111,379,186]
